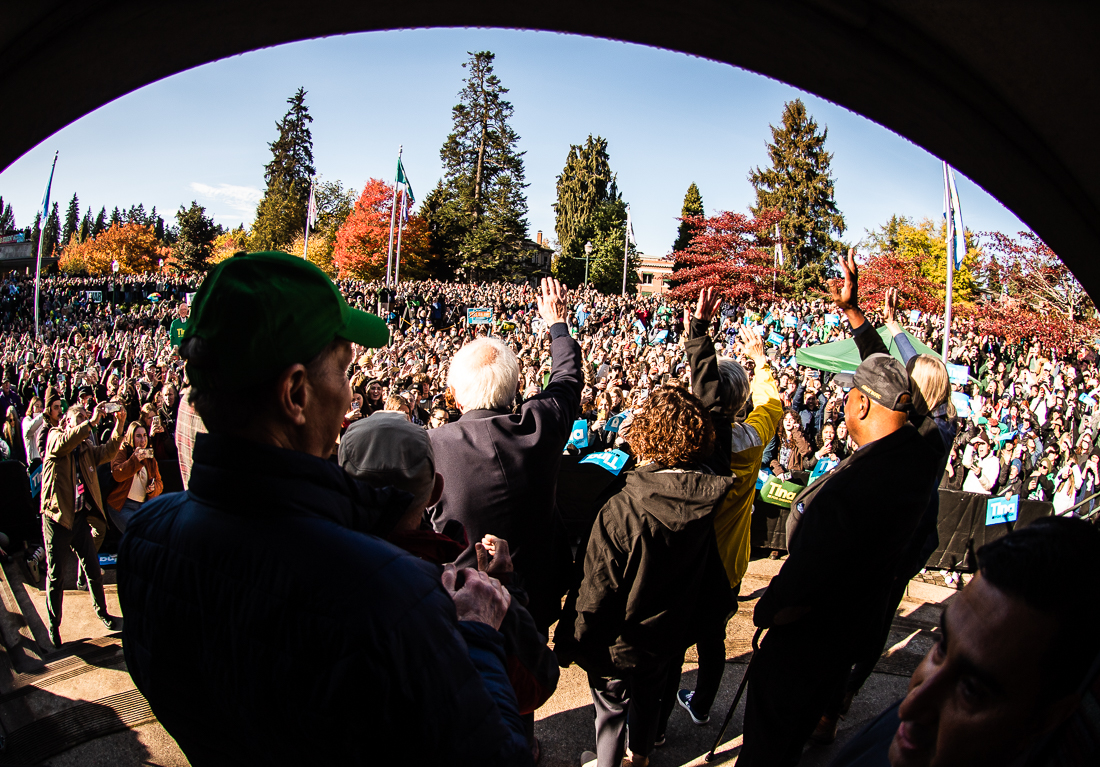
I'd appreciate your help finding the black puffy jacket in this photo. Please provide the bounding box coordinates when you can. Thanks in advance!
[118,433,531,766]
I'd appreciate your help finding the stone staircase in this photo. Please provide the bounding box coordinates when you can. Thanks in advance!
[0,548,187,765]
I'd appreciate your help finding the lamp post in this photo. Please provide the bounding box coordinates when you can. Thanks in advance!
[111,260,119,309]
[583,241,594,285]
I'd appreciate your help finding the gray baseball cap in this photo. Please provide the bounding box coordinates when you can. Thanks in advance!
[339,412,435,500]
[833,353,911,412]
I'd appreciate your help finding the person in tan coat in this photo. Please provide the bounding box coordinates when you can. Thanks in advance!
[41,402,126,647]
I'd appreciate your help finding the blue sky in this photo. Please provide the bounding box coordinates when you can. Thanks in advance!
[0,28,1028,256]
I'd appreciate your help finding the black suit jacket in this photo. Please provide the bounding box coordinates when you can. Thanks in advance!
[428,323,582,623]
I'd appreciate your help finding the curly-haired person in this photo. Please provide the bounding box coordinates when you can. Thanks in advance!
[561,385,735,767]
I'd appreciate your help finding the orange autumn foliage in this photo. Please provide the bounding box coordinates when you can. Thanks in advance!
[59,222,170,275]
[333,178,429,280]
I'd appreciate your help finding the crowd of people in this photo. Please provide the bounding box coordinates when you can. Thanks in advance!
[0,252,1097,766]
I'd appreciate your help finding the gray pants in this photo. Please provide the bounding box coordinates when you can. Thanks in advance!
[588,659,672,767]
[43,512,110,631]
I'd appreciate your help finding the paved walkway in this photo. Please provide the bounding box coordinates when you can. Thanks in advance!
[0,548,953,765]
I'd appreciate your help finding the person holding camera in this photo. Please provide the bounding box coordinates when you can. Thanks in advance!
[107,421,164,533]
[963,433,1000,494]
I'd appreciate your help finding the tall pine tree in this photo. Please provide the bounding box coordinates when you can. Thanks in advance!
[0,196,14,234]
[749,99,845,278]
[669,182,705,283]
[672,183,704,253]
[172,201,218,273]
[252,87,315,251]
[92,207,107,237]
[552,135,620,286]
[43,202,61,258]
[433,52,528,278]
[62,193,80,246]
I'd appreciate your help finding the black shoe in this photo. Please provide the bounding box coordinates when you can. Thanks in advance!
[47,625,61,647]
[99,614,122,631]
[75,573,88,591]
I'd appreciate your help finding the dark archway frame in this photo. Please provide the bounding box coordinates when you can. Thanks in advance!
[3,2,1098,298]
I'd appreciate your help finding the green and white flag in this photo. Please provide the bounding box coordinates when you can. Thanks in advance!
[396,158,415,204]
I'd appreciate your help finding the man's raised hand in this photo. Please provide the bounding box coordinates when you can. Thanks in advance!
[537,277,568,326]
[828,248,860,312]
[883,286,900,325]
[693,286,722,324]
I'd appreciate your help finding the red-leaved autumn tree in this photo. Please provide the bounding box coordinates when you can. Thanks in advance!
[857,249,942,314]
[666,209,785,302]
[978,231,1094,320]
[333,179,429,280]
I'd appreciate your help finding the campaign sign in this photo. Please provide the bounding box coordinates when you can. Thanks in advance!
[98,553,118,567]
[86,291,103,303]
[753,325,767,337]
[604,411,630,433]
[986,495,1019,526]
[946,363,970,385]
[580,449,630,476]
[808,458,839,484]
[29,465,42,498]
[568,419,589,450]
[784,315,798,327]
[756,469,771,490]
[824,313,840,327]
[467,307,493,325]
[1079,393,1097,409]
[652,329,669,343]
[759,476,806,510]
[909,310,921,323]
[186,292,197,305]
[952,391,972,417]
[767,331,786,346]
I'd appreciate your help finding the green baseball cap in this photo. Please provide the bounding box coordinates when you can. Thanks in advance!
[182,251,388,391]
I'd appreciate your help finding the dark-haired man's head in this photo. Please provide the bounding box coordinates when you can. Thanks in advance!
[890,517,1100,767]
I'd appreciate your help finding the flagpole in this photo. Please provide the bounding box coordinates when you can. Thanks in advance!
[395,190,407,285]
[34,151,59,340]
[303,175,315,259]
[385,146,402,287]
[942,161,954,361]
[621,204,631,296]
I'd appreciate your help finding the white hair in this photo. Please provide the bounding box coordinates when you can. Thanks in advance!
[716,356,751,417]
[448,337,520,411]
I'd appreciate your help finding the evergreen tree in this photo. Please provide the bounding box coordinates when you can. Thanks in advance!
[126,203,147,226]
[749,99,846,274]
[0,196,14,234]
[434,51,528,278]
[584,199,641,295]
[78,210,92,242]
[672,183,704,253]
[552,135,620,286]
[863,214,906,256]
[109,207,122,229]
[29,212,40,250]
[421,180,465,278]
[43,202,61,257]
[62,193,80,245]
[252,87,315,251]
[670,182,705,283]
[92,207,107,237]
[172,201,218,273]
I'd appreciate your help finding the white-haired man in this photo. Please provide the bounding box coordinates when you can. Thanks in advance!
[428,277,581,635]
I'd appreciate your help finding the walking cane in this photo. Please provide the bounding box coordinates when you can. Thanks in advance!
[705,626,765,763]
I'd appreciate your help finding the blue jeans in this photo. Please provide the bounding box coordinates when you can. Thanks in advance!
[107,498,144,534]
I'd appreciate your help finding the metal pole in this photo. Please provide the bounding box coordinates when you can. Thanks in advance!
[34,151,59,340]
[385,146,401,286]
[621,207,631,297]
[394,190,407,286]
[942,162,954,361]
[706,626,764,762]
[584,253,589,286]
[303,176,313,259]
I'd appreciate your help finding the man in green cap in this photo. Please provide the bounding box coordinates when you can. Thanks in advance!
[117,252,529,765]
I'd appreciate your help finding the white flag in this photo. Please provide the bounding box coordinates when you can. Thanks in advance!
[626,205,637,246]
[943,163,966,270]
[306,177,318,231]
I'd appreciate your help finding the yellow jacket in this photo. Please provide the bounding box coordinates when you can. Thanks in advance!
[713,365,783,587]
